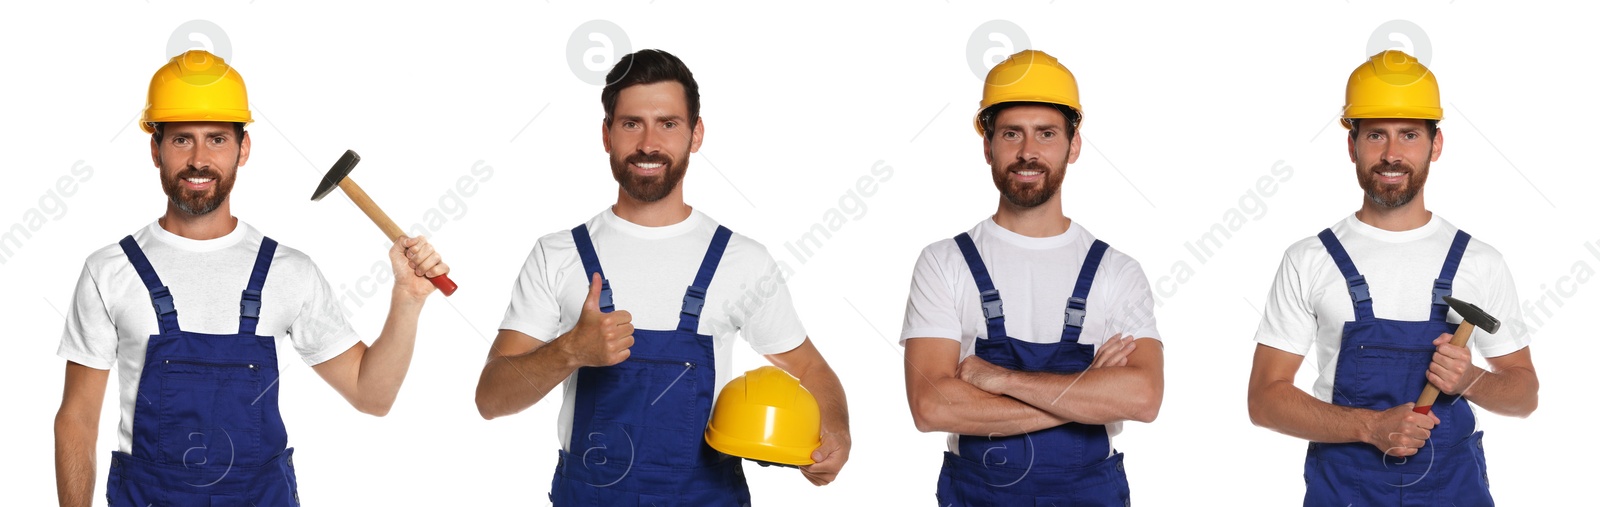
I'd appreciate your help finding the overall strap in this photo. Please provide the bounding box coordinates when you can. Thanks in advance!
[1061,240,1110,343]
[571,224,613,313]
[1317,229,1375,321]
[954,233,1007,340]
[119,236,181,335]
[239,237,279,334]
[1430,230,1472,322]
[678,226,733,333]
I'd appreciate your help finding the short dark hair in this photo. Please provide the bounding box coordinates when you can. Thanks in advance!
[151,122,246,145]
[979,102,1080,142]
[1347,119,1438,141]
[601,49,700,128]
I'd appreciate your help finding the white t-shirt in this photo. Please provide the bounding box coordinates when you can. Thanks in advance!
[899,218,1162,454]
[499,208,808,451]
[57,221,363,454]
[1253,214,1531,405]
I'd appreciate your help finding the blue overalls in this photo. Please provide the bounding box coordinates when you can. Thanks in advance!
[1304,229,1493,507]
[936,233,1132,507]
[106,235,299,506]
[548,224,750,506]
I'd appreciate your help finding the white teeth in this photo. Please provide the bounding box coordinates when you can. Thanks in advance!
[185,177,212,184]
[635,162,663,169]
[1017,171,1041,176]
[1380,172,1403,177]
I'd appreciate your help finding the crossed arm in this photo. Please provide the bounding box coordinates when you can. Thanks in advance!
[905,333,1163,437]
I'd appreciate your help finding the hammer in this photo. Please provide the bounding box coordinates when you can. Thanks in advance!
[312,150,458,296]
[1413,295,1500,414]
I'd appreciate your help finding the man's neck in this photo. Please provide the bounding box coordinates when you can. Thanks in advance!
[612,188,692,227]
[992,196,1071,238]
[1354,196,1431,232]
[158,203,238,240]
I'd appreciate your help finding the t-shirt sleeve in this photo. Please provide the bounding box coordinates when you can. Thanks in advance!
[1472,252,1531,358]
[499,240,564,342]
[735,252,807,356]
[900,244,962,345]
[289,262,363,366]
[1107,256,1161,342]
[57,262,116,370]
[1253,249,1316,356]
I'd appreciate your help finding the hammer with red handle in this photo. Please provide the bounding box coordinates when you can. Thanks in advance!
[1414,295,1499,414]
[311,150,458,296]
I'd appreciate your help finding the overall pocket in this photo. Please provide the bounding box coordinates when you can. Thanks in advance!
[157,358,265,468]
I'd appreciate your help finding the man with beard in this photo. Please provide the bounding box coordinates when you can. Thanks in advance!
[54,50,450,506]
[1247,50,1538,506]
[900,49,1164,505]
[474,49,850,505]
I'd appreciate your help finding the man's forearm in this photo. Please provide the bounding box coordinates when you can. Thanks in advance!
[993,366,1159,425]
[350,295,425,415]
[794,359,849,437]
[911,376,1068,436]
[1248,378,1376,444]
[476,333,581,420]
[54,413,96,507]
[983,340,1163,425]
[1462,365,1539,417]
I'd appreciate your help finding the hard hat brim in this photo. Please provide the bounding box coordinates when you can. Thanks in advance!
[1339,106,1444,129]
[705,425,819,467]
[973,101,1084,136]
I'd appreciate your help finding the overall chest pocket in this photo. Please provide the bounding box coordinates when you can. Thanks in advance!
[584,358,703,432]
[156,359,266,467]
[1337,340,1435,410]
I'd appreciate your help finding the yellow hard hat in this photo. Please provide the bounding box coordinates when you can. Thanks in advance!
[704,366,821,467]
[1341,49,1441,129]
[141,50,252,133]
[974,49,1082,136]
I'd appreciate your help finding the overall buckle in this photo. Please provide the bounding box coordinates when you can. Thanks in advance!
[150,286,177,316]
[979,289,1004,320]
[1347,275,1371,303]
[682,286,708,317]
[1063,297,1088,328]
[240,289,263,318]
[599,280,614,311]
[1432,278,1453,306]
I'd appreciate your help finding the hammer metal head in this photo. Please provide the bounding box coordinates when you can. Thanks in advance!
[311,150,361,201]
[1443,295,1501,334]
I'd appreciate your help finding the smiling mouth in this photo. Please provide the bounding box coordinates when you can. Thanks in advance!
[181,176,215,190]
[1372,169,1410,184]
[630,160,667,175]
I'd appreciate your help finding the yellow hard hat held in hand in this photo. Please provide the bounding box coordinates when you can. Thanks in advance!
[1341,49,1441,129]
[141,49,252,133]
[704,366,822,468]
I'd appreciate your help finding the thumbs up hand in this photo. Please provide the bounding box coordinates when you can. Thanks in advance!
[562,273,634,367]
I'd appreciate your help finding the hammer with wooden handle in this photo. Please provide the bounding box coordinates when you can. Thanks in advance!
[1413,295,1500,414]
[311,149,458,296]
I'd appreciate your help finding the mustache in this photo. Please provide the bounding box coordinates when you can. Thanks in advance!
[172,167,223,181]
[625,153,673,167]
[1367,160,1415,174]
[1004,159,1050,174]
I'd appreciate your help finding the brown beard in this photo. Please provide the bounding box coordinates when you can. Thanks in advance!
[991,158,1063,208]
[160,165,234,215]
[1358,159,1428,208]
[610,149,688,202]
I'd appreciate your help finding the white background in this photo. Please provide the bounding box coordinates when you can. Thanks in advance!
[3,1,1594,505]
